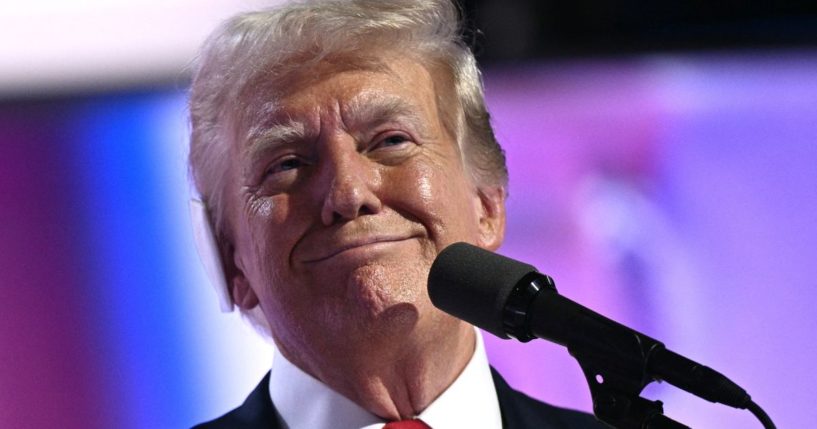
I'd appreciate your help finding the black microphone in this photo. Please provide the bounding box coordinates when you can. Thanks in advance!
[427,242,754,411]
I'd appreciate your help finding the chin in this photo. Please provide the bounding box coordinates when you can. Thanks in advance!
[344,263,428,323]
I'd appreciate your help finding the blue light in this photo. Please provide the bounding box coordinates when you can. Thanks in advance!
[73,91,202,428]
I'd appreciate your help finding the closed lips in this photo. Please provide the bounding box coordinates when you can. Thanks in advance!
[301,235,415,263]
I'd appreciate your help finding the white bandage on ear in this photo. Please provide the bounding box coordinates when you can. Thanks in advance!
[189,198,234,312]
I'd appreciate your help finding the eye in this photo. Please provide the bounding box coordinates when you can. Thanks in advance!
[372,133,412,150]
[265,156,304,176]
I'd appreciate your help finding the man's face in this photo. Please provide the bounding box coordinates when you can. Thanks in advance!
[225,55,504,357]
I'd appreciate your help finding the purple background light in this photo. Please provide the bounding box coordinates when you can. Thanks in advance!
[484,53,817,428]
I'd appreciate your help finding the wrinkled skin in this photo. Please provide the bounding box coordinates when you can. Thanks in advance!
[221,55,506,419]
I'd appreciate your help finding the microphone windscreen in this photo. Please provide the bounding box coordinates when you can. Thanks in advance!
[427,242,538,339]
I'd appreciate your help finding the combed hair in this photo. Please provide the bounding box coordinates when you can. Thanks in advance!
[188,0,507,242]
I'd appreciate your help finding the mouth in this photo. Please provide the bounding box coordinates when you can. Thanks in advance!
[301,235,417,264]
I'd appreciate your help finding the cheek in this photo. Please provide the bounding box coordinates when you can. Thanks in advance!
[247,194,290,225]
[395,160,480,244]
[242,195,303,289]
[249,197,274,217]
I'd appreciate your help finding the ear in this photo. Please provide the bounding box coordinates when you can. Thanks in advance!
[190,199,260,311]
[216,217,260,312]
[475,186,506,251]
[225,244,260,311]
[190,199,235,312]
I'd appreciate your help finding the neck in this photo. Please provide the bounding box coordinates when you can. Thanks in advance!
[276,318,475,420]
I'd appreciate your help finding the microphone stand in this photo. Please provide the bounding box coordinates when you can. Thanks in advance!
[573,346,689,429]
[504,274,769,429]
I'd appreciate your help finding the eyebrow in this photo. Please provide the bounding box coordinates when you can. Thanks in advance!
[341,92,430,137]
[244,118,308,170]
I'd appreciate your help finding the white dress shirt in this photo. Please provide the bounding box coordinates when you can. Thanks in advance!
[269,329,503,429]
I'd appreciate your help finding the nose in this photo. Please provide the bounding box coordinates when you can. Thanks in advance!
[318,136,382,225]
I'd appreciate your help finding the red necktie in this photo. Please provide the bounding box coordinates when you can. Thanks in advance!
[382,419,432,429]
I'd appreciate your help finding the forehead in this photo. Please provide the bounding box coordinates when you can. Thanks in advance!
[235,56,445,140]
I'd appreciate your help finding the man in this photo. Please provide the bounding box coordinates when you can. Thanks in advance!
[188,0,605,427]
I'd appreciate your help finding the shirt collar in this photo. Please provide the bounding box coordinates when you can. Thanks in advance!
[269,329,502,429]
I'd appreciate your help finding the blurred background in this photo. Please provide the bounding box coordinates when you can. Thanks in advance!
[1,0,816,428]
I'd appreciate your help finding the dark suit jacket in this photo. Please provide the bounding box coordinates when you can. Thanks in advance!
[193,368,607,428]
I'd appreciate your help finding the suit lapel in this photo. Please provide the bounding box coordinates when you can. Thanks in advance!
[491,366,605,429]
[193,372,282,429]
[234,372,282,428]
